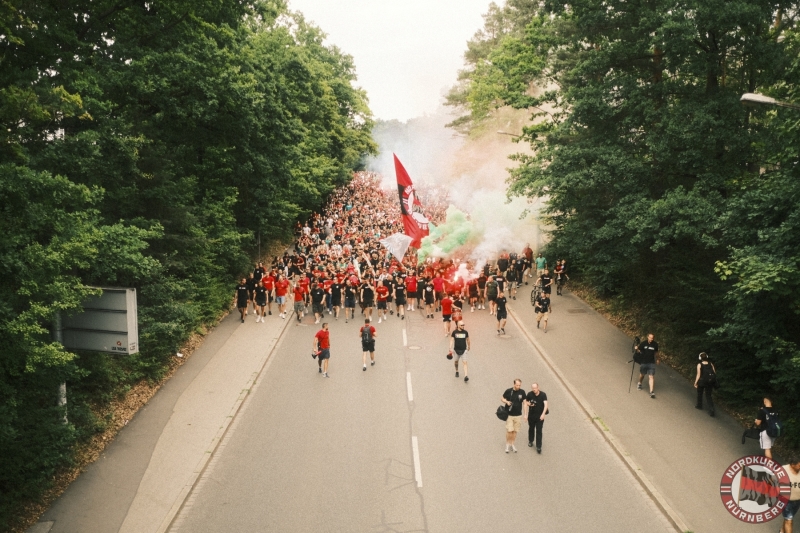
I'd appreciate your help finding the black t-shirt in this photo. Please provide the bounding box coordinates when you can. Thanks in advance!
[245,277,256,291]
[254,286,267,303]
[526,390,548,419]
[451,329,469,352]
[253,267,265,281]
[423,284,435,303]
[496,296,507,313]
[503,387,527,417]
[236,284,249,302]
[539,275,552,290]
[638,341,658,365]
[477,275,487,290]
[536,296,551,313]
[506,269,517,282]
[494,275,506,292]
[395,282,406,299]
[515,259,526,272]
[310,287,325,304]
[361,285,374,302]
[331,283,342,298]
[757,406,778,426]
[345,285,356,299]
[497,258,509,271]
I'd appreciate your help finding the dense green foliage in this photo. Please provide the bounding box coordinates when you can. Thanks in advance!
[449,1,800,445]
[0,0,374,527]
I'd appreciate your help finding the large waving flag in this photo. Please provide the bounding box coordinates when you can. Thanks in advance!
[394,154,430,248]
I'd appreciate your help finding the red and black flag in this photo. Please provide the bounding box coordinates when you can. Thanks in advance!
[738,466,780,507]
[394,154,430,248]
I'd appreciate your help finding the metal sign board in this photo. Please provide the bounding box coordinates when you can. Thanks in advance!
[62,288,139,354]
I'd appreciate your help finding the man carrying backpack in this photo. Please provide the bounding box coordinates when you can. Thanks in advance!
[755,396,781,459]
[693,352,716,416]
[360,318,378,371]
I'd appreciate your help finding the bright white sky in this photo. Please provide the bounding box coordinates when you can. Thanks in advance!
[288,0,491,121]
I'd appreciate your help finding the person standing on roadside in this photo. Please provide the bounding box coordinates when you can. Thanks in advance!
[236,278,249,323]
[524,383,548,453]
[501,379,527,453]
[313,322,331,377]
[755,397,778,459]
[449,321,470,382]
[694,352,716,416]
[495,290,508,335]
[780,458,800,533]
[360,318,377,371]
[635,333,659,399]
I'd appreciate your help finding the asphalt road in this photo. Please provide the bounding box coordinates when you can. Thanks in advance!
[171,303,673,533]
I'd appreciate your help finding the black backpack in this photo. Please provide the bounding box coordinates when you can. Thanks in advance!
[765,410,783,438]
[361,326,372,343]
[700,362,717,386]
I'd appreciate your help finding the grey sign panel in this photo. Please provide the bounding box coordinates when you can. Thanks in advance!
[62,288,139,354]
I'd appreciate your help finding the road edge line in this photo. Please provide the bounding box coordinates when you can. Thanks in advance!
[508,307,689,533]
[156,314,293,533]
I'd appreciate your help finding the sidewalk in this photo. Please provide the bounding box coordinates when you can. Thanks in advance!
[508,283,774,533]
[27,310,290,533]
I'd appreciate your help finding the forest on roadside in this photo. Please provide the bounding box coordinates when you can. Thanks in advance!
[0,0,375,528]
[448,0,800,449]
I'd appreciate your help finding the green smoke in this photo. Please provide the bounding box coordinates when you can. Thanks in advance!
[418,206,477,260]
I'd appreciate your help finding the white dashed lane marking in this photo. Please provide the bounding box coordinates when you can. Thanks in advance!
[406,372,413,402]
[411,436,422,488]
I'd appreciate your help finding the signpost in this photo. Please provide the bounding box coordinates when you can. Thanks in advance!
[62,287,139,355]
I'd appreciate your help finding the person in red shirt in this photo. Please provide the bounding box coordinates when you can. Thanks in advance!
[313,322,331,377]
[375,283,389,323]
[441,293,454,335]
[432,274,445,312]
[299,274,311,307]
[323,278,334,313]
[275,274,290,319]
[262,272,276,316]
[405,274,418,311]
[292,282,306,323]
[359,318,378,371]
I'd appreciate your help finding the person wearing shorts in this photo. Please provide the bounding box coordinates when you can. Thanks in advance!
[245,273,256,316]
[310,282,326,324]
[313,322,331,377]
[360,281,374,321]
[450,321,470,382]
[485,278,498,315]
[636,333,659,399]
[535,294,551,332]
[394,276,407,320]
[502,379,527,453]
[535,253,547,278]
[236,278,249,323]
[359,318,377,371]
[441,293,453,335]
[781,458,800,533]
[344,281,356,323]
[254,281,268,322]
[477,273,487,310]
[275,274,289,319]
[495,291,508,335]
[293,281,306,323]
[423,279,436,318]
[755,397,778,459]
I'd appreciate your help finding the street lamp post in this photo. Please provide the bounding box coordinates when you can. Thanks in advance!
[740,93,800,110]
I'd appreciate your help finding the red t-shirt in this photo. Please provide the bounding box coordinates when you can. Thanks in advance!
[406,276,417,292]
[262,275,275,291]
[299,277,310,293]
[323,279,334,291]
[432,277,445,292]
[441,297,453,315]
[376,285,389,301]
[293,286,304,301]
[315,329,330,350]
[276,279,289,297]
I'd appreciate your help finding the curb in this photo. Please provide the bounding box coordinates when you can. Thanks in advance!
[508,306,690,533]
[156,313,293,533]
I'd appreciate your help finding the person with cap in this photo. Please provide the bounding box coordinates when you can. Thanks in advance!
[449,320,470,382]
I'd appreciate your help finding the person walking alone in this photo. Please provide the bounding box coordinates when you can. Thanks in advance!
[313,322,331,377]
[780,457,800,533]
[360,318,377,371]
[635,333,659,399]
[755,396,778,459]
[694,352,716,416]
[449,321,470,382]
[501,379,527,453]
[524,383,548,453]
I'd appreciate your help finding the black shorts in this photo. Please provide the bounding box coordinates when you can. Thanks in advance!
[362,299,374,307]
[488,295,497,302]
[361,340,375,352]
[256,298,267,307]
[237,298,249,309]
[496,310,507,320]
[396,296,406,305]
[442,314,451,322]
[377,301,387,310]
[345,297,356,308]
[332,296,342,307]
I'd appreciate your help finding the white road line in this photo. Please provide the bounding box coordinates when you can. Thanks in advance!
[406,372,413,402]
[402,328,408,346]
[411,436,422,488]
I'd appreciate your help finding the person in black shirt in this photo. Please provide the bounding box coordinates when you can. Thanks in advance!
[635,333,659,398]
[423,279,436,318]
[394,276,407,320]
[535,294,551,332]
[360,281,374,321]
[501,379,527,453]
[310,283,326,324]
[330,280,342,320]
[235,278,249,323]
[245,273,257,316]
[538,269,554,310]
[506,267,517,299]
[344,281,357,323]
[694,352,716,416]
[495,291,508,335]
[449,321,470,382]
[524,383,548,453]
[755,397,778,459]
[253,281,268,322]
[253,263,265,282]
